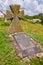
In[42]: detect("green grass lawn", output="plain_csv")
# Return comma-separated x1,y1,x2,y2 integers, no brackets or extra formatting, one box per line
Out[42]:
0,18,43,65
20,20,43,45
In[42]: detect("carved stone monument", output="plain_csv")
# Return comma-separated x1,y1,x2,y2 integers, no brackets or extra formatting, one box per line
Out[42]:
6,4,24,33
6,4,41,58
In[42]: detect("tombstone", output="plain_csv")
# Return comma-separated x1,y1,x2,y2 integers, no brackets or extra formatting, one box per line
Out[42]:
6,4,41,58
13,32,41,58
6,5,24,33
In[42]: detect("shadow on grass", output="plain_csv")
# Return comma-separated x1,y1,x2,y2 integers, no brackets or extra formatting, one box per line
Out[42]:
1,22,10,26
41,21,43,25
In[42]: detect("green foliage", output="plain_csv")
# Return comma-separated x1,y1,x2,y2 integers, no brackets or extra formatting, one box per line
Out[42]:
0,31,21,65
24,15,33,19
2,22,10,26
22,60,30,65
40,16,43,25
24,14,43,20
41,19,43,25
30,58,43,65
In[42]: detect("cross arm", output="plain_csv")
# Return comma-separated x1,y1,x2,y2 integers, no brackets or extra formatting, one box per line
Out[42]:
6,10,14,20
18,10,24,19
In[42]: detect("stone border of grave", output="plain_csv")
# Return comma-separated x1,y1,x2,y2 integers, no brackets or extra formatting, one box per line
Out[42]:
28,35,43,52
8,32,43,60
9,32,23,58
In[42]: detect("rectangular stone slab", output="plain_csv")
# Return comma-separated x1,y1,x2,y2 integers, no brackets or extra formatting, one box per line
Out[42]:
13,33,41,57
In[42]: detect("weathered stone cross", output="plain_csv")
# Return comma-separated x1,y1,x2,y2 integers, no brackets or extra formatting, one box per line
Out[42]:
6,4,41,58
6,4,24,33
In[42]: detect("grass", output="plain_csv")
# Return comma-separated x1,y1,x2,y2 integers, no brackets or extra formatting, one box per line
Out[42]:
30,58,43,65
20,20,43,44
0,18,10,31
0,31,22,65
0,18,43,65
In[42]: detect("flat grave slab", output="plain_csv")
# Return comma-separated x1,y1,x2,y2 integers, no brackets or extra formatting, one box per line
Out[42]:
13,32,41,57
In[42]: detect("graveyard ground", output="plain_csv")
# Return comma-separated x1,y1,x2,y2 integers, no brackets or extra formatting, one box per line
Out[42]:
0,18,43,65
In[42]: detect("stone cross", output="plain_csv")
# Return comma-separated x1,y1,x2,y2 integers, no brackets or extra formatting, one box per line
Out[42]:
6,4,24,33
6,5,41,58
